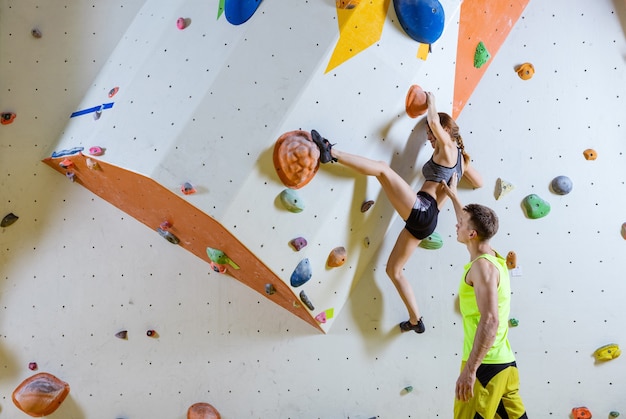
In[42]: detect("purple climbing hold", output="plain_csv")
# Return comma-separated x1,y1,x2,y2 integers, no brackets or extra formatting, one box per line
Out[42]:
289,237,308,251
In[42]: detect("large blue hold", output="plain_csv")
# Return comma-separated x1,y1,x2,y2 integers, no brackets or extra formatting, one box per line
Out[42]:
393,0,445,44
224,0,263,25
290,258,312,288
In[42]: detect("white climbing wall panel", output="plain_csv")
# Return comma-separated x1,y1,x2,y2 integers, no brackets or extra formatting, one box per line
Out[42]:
1,0,625,418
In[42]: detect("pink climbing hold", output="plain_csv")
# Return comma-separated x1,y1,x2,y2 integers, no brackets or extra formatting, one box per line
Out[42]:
621,222,626,240
289,237,308,251
28,362,38,371
59,158,74,169
89,146,104,156
177,17,191,30
187,402,221,419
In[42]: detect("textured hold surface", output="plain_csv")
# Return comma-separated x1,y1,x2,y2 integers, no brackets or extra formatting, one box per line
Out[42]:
290,258,312,287
273,130,320,189
571,406,592,419
622,222,626,240
187,402,221,419
279,189,305,213
289,237,308,251
583,148,597,160
418,232,443,249
474,41,491,68
515,62,534,80
1,212,19,227
299,290,315,311
206,247,240,269
495,178,514,200
12,372,70,417
551,175,573,195
593,343,621,361
522,194,550,219
405,84,428,118
327,246,347,267
506,251,517,269
393,0,445,44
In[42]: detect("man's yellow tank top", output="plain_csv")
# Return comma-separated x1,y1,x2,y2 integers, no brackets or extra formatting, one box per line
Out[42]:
459,252,515,364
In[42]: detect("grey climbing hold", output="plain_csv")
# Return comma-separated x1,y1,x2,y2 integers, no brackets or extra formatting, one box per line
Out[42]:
265,284,276,295
290,258,312,287
550,175,573,195
279,189,304,213
1,212,19,227
157,227,180,244
299,290,314,311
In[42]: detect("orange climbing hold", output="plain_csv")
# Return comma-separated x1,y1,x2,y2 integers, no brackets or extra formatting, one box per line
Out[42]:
515,62,534,80
572,406,592,419
583,149,597,160
12,372,70,417
188,402,221,419
506,251,517,269
405,85,428,118
273,130,320,189
327,246,347,267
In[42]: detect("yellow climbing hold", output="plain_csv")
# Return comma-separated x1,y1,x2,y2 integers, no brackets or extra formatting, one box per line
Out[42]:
593,343,621,362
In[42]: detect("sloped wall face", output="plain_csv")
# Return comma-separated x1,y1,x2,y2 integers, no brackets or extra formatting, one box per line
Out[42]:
47,0,465,332
42,153,322,332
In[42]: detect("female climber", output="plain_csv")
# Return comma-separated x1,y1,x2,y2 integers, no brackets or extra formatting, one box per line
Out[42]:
312,92,483,334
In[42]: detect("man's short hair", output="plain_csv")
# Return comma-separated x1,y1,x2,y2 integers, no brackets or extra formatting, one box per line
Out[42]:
463,204,499,240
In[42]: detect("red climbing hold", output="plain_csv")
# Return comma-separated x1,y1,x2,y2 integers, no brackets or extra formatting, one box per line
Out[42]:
1,112,16,125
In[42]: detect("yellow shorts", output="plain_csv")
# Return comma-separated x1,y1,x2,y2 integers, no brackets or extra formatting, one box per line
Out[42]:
453,361,528,419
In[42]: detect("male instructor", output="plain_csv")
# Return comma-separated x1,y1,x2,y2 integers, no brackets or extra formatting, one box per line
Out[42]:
442,173,528,419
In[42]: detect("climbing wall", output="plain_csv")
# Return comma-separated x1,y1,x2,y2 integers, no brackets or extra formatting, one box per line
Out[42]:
40,0,464,334
1,0,626,418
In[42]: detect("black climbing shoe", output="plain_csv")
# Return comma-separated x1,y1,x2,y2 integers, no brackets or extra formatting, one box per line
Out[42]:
311,129,337,163
399,318,425,334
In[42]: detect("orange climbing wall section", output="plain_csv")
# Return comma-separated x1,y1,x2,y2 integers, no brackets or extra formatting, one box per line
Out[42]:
42,154,323,333
452,0,530,118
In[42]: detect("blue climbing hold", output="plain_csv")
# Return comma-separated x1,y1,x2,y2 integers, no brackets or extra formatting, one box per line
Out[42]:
290,258,312,288
393,0,445,44
224,0,263,25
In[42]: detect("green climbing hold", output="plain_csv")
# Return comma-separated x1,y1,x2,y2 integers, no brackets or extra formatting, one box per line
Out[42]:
418,231,443,250
522,194,550,219
279,189,304,213
206,247,240,269
509,318,519,327
610,411,620,418
474,41,491,68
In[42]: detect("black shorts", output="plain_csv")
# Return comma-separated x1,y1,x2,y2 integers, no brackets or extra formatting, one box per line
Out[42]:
404,191,439,240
